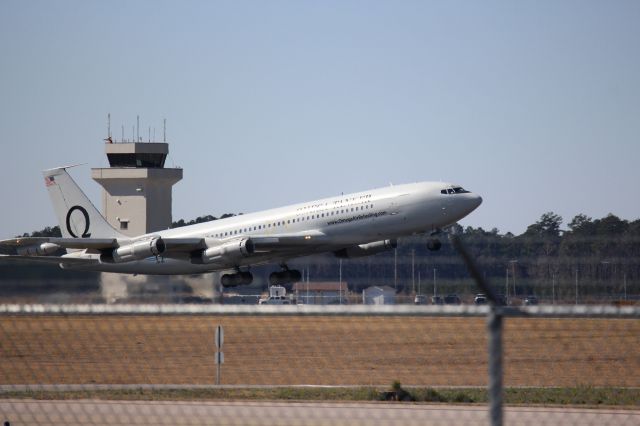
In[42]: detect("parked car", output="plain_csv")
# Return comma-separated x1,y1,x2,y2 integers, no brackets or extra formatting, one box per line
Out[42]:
444,294,461,305
523,295,539,305
414,295,428,305
474,294,487,305
431,296,444,305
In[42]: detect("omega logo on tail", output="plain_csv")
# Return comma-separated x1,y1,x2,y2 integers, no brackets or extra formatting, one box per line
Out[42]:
66,206,91,238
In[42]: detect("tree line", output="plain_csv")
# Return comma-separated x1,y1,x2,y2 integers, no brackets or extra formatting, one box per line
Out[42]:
15,212,639,300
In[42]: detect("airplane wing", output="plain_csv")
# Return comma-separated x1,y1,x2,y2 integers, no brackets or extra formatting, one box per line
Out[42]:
0,254,99,265
156,232,331,260
0,232,332,264
0,237,118,250
250,233,331,252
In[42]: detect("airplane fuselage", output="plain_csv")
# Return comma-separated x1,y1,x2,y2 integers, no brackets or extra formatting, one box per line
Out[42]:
61,181,482,275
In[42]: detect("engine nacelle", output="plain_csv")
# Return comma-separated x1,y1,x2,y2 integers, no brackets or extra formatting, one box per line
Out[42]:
103,238,166,263
192,238,255,265
17,242,61,256
334,239,397,259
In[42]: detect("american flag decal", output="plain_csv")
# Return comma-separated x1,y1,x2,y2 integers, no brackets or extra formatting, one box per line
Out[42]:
45,176,56,187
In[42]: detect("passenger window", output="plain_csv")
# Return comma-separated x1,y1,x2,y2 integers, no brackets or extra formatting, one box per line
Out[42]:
441,189,447,194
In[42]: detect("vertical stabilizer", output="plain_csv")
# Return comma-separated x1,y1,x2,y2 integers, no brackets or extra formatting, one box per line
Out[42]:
42,167,126,239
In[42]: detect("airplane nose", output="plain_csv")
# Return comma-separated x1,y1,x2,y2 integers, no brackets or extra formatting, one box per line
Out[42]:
468,194,482,211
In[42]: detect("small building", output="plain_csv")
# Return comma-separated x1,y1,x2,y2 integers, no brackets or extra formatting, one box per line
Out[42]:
292,282,349,305
362,286,396,305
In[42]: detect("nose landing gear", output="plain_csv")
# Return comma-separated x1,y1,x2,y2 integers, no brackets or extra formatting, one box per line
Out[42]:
427,228,443,251
427,238,442,251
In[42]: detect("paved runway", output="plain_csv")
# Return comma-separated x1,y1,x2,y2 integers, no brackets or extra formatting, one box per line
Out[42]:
1,400,639,426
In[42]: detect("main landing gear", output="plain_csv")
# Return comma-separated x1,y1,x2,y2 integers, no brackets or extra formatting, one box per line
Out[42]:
221,270,253,287
269,264,302,286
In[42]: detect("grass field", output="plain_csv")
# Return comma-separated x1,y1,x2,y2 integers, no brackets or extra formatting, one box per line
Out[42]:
2,387,639,408
0,315,638,388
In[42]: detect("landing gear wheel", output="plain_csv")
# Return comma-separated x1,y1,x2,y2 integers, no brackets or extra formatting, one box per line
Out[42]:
269,268,302,286
221,271,253,287
427,238,442,251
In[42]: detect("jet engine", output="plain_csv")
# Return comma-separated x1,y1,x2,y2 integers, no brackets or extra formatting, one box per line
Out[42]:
191,238,255,265
16,242,61,256
334,239,397,259
102,238,166,263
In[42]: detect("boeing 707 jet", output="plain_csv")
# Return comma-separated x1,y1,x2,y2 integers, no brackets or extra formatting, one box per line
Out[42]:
0,167,482,287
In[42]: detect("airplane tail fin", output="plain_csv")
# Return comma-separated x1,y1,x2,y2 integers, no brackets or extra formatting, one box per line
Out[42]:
42,167,126,239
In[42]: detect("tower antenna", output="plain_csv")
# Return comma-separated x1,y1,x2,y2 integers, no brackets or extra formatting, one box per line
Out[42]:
107,113,111,138
136,115,140,142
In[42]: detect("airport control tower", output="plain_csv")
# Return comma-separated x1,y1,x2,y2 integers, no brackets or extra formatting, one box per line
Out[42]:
91,140,182,237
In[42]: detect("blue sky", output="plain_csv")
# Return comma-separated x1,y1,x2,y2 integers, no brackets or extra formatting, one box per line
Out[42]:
1,0,639,237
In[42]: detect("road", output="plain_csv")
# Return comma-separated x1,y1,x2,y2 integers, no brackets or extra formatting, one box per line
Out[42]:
1,400,638,426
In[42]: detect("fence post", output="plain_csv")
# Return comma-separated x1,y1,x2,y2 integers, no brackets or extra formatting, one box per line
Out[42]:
449,234,505,426
487,308,503,426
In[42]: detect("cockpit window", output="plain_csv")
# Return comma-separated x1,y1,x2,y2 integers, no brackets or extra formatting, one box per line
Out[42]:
441,187,470,194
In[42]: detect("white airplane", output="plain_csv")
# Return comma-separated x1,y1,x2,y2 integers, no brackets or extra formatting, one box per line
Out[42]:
0,166,482,287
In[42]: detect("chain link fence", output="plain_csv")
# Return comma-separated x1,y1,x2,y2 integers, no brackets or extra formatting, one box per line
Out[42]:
0,304,638,426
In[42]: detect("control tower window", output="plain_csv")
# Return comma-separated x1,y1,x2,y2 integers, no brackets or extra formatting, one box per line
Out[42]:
107,153,167,168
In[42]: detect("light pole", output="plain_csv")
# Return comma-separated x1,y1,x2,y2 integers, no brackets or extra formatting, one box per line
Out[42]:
505,268,509,299
394,248,397,292
624,273,627,301
433,267,437,297
552,272,556,305
509,260,518,300
601,261,610,302
575,268,579,305
411,249,415,294
339,259,343,305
